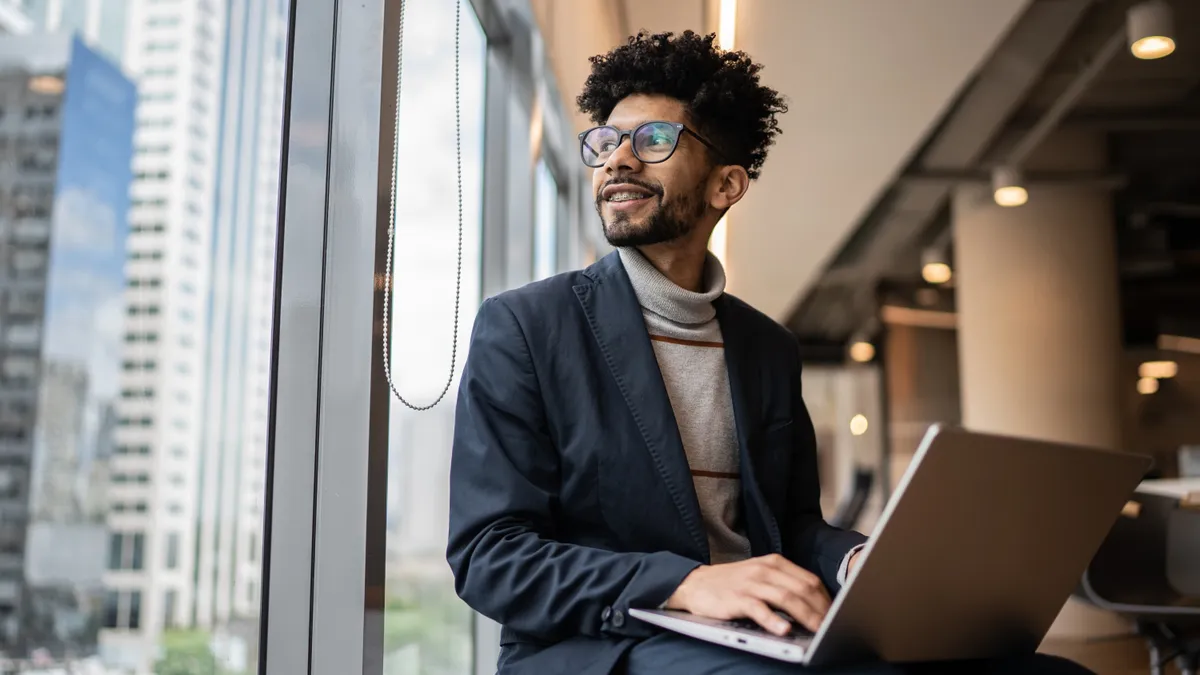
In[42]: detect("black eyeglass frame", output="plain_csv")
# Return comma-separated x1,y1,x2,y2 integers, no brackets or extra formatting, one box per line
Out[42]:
577,121,729,168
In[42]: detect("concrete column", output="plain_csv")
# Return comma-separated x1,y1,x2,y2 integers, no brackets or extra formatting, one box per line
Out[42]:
954,130,1122,450
952,130,1133,660
883,323,961,493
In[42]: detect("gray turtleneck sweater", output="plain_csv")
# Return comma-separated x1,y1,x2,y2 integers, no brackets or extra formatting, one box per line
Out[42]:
618,248,863,581
618,247,752,564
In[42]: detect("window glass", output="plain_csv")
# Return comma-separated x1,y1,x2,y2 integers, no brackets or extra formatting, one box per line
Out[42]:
7,2,289,673
381,0,486,672
533,158,559,280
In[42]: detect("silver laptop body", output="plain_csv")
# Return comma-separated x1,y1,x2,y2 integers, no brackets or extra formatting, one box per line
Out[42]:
630,425,1151,666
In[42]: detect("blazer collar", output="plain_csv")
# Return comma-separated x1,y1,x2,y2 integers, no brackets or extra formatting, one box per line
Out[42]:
574,252,776,558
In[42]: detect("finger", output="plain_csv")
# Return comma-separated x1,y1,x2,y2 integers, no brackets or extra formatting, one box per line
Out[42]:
748,582,825,634
740,598,792,636
762,554,826,590
763,567,831,616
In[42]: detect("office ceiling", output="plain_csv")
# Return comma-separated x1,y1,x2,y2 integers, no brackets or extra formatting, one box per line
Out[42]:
791,0,1200,357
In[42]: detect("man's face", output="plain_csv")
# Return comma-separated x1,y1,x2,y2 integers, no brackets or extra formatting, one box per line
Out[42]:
592,94,714,247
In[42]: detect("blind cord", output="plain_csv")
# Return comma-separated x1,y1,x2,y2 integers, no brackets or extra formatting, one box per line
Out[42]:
382,0,464,411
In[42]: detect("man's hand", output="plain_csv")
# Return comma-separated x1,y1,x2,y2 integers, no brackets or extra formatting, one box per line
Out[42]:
664,554,831,636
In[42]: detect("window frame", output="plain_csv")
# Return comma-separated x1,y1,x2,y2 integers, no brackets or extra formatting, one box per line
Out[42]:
264,0,588,673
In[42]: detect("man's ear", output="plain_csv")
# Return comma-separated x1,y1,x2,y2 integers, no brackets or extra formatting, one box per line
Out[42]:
709,165,750,211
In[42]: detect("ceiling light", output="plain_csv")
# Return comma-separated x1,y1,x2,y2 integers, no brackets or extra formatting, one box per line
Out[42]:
28,75,64,95
992,166,1028,207
1137,376,1159,395
849,414,869,436
1138,360,1178,379
848,339,875,364
921,248,952,285
1128,0,1176,60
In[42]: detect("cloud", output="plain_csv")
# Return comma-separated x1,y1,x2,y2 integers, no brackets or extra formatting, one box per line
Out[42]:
41,284,124,399
52,187,119,255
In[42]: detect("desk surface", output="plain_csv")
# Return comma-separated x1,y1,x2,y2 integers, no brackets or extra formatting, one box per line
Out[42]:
1138,478,1200,500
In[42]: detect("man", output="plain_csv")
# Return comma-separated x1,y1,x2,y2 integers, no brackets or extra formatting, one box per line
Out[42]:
447,31,1092,675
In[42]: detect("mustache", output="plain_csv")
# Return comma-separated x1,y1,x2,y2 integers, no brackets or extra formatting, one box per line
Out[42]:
597,176,663,202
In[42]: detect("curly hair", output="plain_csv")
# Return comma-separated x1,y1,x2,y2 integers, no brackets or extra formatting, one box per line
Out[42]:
576,30,787,180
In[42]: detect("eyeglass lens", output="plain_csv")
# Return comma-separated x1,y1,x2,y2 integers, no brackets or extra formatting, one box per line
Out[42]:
580,122,680,167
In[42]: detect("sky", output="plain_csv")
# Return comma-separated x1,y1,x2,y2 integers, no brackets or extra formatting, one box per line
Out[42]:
42,37,135,404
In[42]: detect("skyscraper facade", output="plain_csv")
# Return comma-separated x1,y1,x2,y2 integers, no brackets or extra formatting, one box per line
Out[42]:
0,30,135,656
99,0,227,668
193,0,287,628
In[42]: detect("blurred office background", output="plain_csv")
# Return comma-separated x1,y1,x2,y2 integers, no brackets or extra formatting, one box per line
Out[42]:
0,0,1194,673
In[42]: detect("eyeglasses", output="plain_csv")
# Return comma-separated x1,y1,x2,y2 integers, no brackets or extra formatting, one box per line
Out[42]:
578,121,727,168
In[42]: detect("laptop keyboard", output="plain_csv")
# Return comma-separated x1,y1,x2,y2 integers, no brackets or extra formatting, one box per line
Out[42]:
721,617,814,637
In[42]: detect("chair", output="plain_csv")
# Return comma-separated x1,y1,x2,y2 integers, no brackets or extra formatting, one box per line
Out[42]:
1074,487,1200,675
829,467,874,531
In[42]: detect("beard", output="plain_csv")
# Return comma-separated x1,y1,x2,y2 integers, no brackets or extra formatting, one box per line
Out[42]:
597,178,708,248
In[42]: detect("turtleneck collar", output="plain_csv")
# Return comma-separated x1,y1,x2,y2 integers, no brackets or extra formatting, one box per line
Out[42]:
617,247,726,325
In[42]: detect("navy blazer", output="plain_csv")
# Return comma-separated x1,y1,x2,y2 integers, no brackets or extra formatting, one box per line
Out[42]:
446,251,866,674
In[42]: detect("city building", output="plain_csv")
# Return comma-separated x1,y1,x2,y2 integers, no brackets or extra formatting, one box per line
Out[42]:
0,31,135,657
98,0,288,670
98,0,227,669
193,0,287,630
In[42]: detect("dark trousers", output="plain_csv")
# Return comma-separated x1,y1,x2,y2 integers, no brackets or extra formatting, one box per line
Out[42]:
621,633,1096,675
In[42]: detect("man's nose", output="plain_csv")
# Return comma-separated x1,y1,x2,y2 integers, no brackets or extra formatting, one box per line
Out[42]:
603,135,642,174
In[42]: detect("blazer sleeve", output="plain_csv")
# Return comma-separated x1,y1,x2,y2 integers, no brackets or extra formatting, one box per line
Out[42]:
782,345,869,593
445,296,701,642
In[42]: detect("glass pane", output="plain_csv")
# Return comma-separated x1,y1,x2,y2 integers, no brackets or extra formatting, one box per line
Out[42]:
533,159,559,280
5,0,290,671
382,0,486,672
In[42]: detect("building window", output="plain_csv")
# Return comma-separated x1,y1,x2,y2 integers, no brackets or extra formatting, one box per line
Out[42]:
108,532,146,571
163,590,178,629
165,532,180,569
103,591,120,628
128,591,142,630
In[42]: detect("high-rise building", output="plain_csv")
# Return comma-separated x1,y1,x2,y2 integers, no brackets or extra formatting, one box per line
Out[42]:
99,0,288,670
193,0,287,628
98,0,226,669
0,30,135,656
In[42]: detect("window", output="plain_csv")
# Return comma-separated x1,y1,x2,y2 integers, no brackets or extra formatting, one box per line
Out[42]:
103,591,119,629
163,590,178,629
108,533,146,571
533,158,560,280
108,534,123,570
380,1,486,672
128,591,142,630
165,532,180,569
23,0,284,668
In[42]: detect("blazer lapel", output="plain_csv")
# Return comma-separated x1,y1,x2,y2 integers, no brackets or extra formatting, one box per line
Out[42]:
574,254,709,559
715,296,782,554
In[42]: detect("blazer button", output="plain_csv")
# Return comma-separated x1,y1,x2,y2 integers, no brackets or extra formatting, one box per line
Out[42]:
601,606,612,622
611,609,625,628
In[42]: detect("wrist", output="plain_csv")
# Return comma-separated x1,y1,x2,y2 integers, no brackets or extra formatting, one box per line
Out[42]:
665,564,708,610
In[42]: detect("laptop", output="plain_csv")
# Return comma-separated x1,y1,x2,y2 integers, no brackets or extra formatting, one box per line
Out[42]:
630,425,1151,666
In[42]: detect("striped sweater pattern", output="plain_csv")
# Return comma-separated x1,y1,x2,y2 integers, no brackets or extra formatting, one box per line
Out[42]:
617,247,752,564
